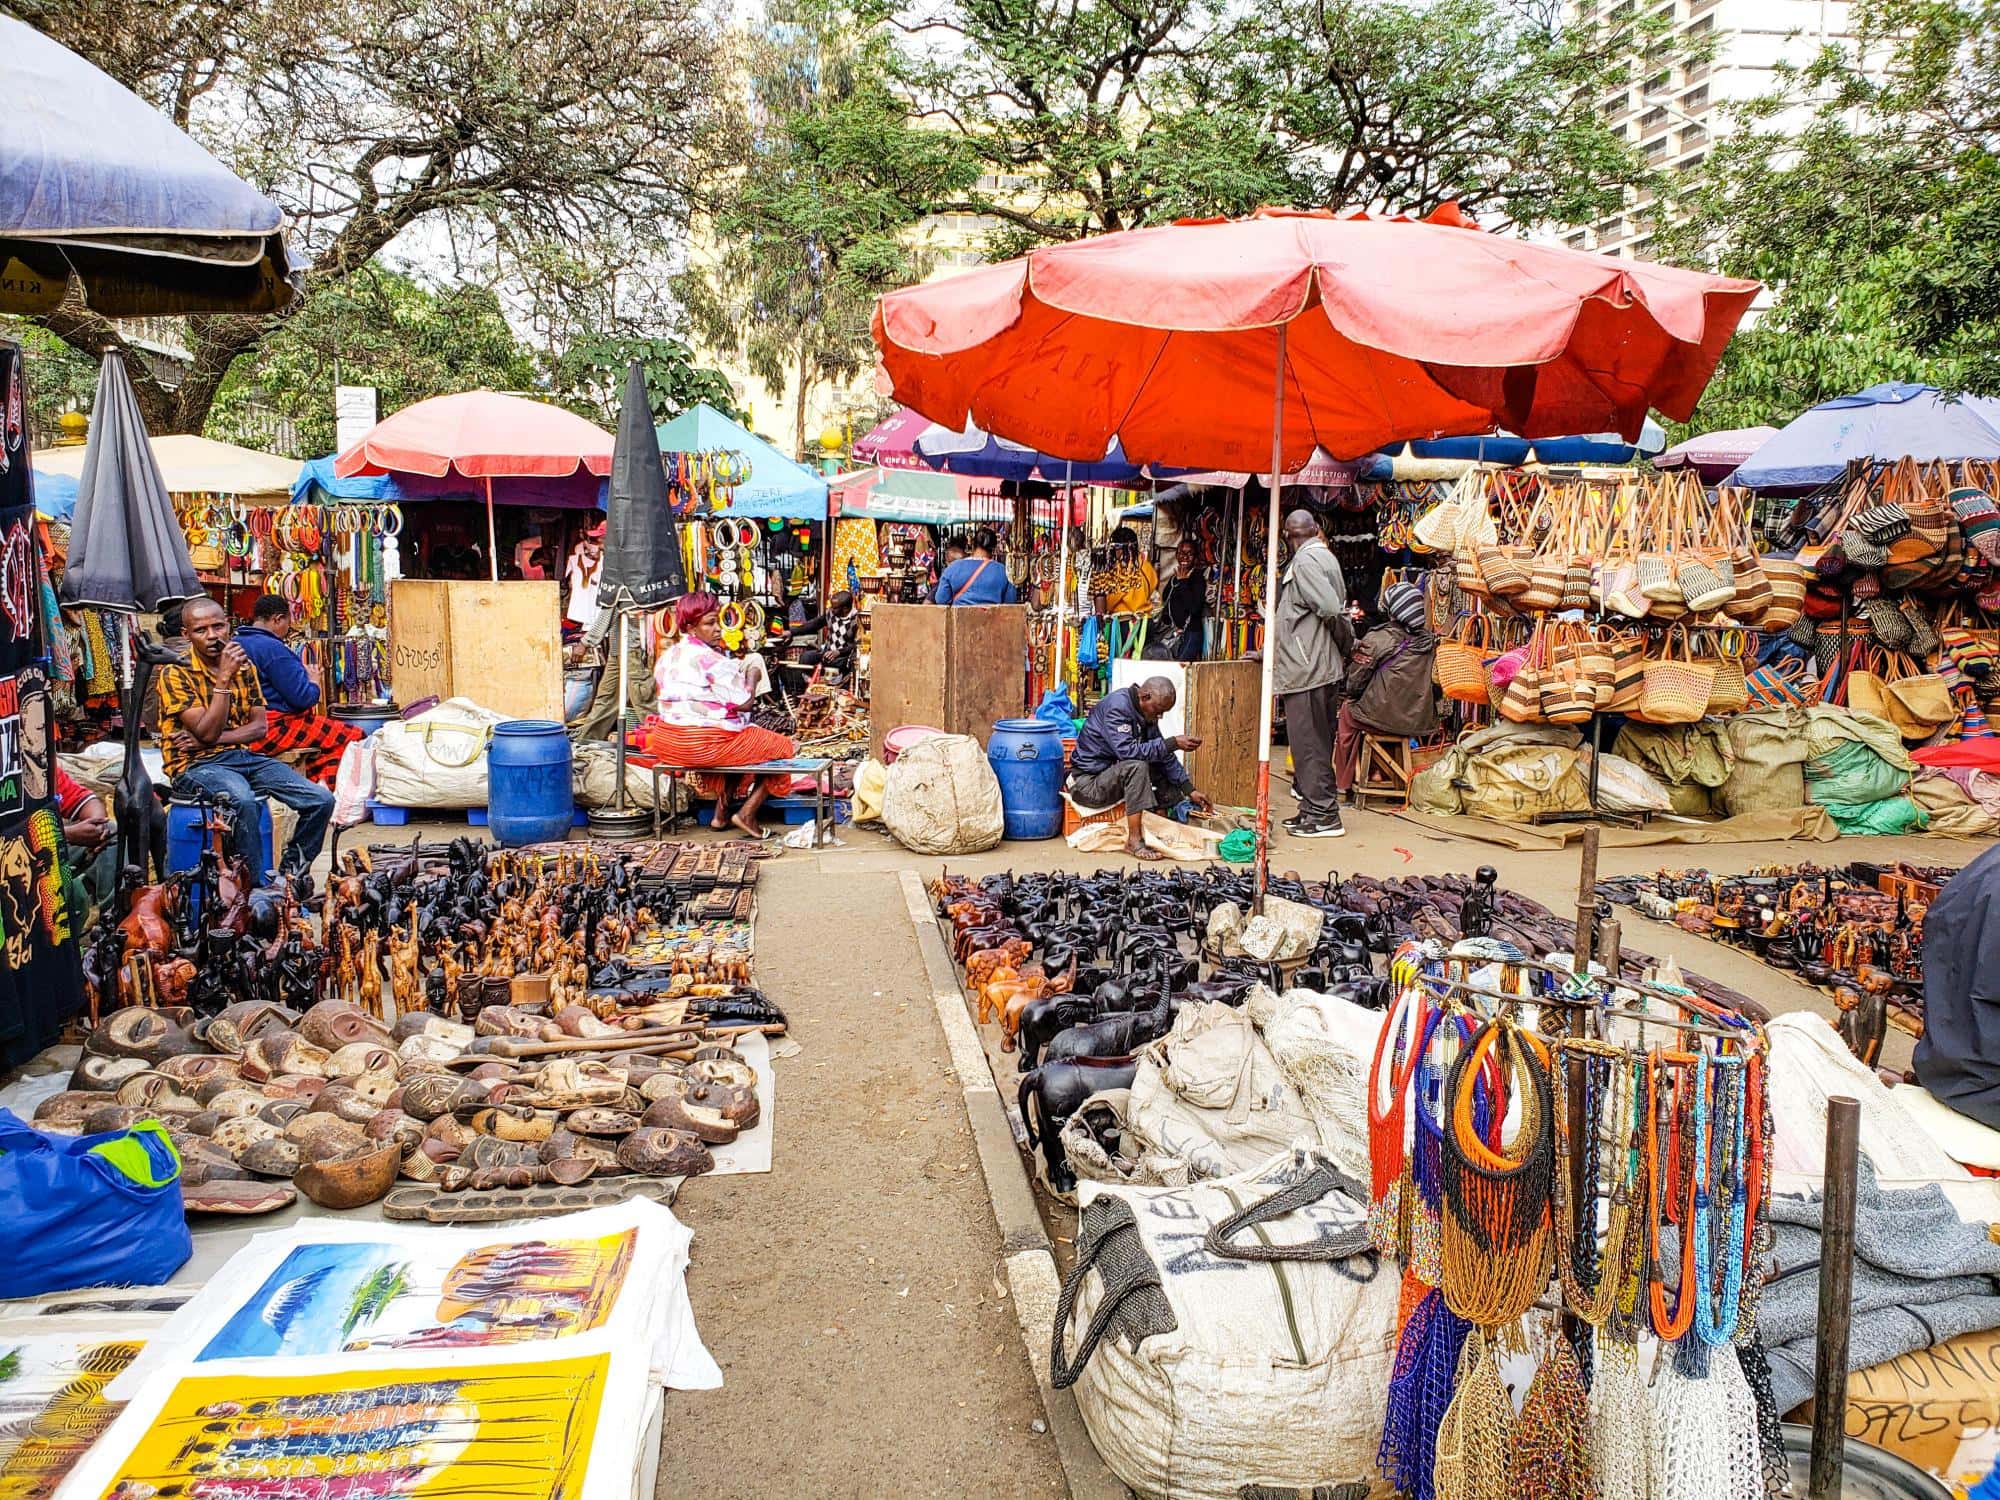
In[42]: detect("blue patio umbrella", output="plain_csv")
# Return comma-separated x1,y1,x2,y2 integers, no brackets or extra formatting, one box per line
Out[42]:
915,420,1162,484
0,17,291,316
1732,383,2000,490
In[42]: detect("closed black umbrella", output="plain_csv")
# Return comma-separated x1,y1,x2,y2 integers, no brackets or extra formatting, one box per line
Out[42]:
59,350,203,887
598,360,686,815
599,359,687,610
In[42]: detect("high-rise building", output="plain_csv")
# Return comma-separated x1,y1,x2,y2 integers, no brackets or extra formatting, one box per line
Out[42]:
1566,0,1863,259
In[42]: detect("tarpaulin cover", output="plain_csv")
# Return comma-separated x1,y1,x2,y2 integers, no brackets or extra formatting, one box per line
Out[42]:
875,205,1759,470
0,16,290,317
335,390,612,482
59,350,202,612
655,403,827,520
600,360,686,609
36,433,296,498
1733,384,2000,491
1913,841,2000,1130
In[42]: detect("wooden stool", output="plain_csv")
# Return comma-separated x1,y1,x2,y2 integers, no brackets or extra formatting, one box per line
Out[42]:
1355,733,1416,808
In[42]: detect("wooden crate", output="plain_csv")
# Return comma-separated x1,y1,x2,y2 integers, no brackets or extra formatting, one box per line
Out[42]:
867,603,1027,758
389,579,563,721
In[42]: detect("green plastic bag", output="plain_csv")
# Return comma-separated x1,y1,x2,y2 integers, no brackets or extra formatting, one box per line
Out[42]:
1806,738,1911,807
1818,797,1931,836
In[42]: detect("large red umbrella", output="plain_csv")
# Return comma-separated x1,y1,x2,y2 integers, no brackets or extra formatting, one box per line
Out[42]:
874,205,1759,897
335,390,614,580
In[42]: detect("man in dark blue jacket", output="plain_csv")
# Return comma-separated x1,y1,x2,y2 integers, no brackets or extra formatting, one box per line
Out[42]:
1068,676,1211,859
238,594,360,787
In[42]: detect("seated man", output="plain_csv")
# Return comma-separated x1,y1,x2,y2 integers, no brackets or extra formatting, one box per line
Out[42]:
239,594,363,787
54,765,115,915
1068,675,1212,860
158,597,334,886
788,590,859,683
1333,580,1440,801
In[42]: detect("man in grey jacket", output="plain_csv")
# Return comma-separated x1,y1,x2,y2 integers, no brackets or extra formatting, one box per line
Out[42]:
1272,509,1353,837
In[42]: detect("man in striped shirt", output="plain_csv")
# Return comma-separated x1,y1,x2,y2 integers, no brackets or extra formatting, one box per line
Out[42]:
156,597,334,884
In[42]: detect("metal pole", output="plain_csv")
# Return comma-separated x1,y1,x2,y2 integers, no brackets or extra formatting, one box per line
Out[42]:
614,604,631,812
1809,1095,1862,1499
1574,823,1601,975
1229,483,1246,658
1056,460,1073,691
1252,325,1288,913
484,476,499,582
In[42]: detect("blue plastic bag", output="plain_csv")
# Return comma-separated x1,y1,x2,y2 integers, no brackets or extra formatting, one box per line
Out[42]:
0,1108,191,1295
1034,686,1076,726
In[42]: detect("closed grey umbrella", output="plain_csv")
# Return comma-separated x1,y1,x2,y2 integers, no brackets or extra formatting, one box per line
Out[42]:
59,349,202,887
60,351,202,612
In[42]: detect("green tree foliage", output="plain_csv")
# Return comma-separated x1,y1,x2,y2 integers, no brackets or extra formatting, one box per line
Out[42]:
548,335,744,428
14,0,724,435
1,318,97,440
679,3,976,457
880,0,1666,248
1665,0,2000,427
205,269,540,457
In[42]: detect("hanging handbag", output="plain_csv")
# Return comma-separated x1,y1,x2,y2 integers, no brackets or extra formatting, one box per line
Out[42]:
1604,628,1646,713
1902,599,1941,658
1759,556,1809,630
1636,477,1683,604
1636,626,1715,725
1702,629,1750,715
1860,595,1915,649
1499,623,1549,723
1435,615,1497,704
1746,654,1813,708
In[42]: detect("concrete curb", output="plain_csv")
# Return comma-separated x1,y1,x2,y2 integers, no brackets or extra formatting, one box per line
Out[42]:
898,870,1129,1500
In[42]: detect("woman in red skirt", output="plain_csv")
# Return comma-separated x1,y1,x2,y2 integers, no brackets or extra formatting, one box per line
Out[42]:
641,591,796,836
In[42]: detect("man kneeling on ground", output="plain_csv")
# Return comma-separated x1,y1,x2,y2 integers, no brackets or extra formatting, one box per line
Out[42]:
1068,675,1212,860
158,597,335,886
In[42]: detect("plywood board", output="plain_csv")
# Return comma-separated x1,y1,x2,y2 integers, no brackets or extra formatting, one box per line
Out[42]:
389,579,563,721
446,580,562,721
388,579,452,709
944,604,1027,746
1183,658,1261,807
867,603,949,758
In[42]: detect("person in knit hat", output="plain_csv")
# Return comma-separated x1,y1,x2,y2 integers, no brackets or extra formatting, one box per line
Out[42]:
1333,581,1440,801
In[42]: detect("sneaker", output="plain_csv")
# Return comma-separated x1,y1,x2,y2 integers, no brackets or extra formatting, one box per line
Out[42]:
1290,814,1347,839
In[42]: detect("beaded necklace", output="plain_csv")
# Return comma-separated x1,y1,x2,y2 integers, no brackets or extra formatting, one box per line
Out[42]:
1693,1049,1750,1346
1645,1047,1701,1341
1441,1019,1556,1327
1411,1008,1478,1288
1368,982,1427,1258
1553,1037,1634,1328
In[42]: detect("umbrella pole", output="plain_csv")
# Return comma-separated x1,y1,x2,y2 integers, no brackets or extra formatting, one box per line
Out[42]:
1229,483,1246,658
615,604,631,812
1055,461,1072,692
484,476,499,583
1253,326,1288,914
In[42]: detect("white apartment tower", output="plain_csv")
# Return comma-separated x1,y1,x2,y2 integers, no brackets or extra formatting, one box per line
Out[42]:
1566,0,1862,258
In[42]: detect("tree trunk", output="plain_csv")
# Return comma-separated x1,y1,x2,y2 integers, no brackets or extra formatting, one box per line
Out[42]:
793,340,812,462
35,303,269,436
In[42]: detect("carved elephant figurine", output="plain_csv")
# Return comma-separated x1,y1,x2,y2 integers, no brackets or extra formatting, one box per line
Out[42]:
1017,1057,1139,1193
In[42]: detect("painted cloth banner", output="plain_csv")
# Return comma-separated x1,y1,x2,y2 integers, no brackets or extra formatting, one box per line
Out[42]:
0,341,84,1069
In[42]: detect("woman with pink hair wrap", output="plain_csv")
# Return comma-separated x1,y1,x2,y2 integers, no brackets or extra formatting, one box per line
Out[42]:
640,591,797,835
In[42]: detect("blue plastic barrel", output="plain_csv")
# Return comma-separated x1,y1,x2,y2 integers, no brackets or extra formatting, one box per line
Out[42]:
987,718,1064,840
166,801,273,922
487,720,575,846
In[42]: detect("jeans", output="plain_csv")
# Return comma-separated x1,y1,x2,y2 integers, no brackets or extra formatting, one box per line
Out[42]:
176,748,335,878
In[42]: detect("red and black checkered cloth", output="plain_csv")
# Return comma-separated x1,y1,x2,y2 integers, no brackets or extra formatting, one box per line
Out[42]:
257,711,363,787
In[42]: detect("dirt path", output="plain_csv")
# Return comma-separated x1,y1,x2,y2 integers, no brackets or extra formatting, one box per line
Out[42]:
660,857,1066,1500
